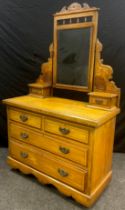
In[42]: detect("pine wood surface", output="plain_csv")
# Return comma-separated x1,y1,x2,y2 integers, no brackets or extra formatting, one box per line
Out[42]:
10,122,88,166
4,95,119,207
4,95,119,127
9,139,87,192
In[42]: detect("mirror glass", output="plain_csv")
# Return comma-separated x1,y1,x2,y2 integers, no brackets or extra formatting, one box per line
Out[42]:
57,27,91,86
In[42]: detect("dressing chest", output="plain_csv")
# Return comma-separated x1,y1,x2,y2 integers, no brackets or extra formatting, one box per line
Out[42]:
4,2,120,207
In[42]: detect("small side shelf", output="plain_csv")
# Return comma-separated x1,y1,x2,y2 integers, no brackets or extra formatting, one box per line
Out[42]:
89,92,118,109
29,83,52,98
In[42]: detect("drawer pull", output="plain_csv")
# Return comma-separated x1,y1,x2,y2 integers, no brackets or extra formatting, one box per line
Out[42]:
20,115,28,122
20,152,28,158
95,99,103,105
59,127,70,135
20,132,29,140
58,168,69,177
59,146,70,154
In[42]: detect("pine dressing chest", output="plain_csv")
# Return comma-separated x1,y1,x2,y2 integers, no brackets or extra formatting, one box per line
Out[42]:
4,2,120,207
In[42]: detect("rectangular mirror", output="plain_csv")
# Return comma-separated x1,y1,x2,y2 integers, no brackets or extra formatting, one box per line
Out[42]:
53,13,98,92
57,27,91,87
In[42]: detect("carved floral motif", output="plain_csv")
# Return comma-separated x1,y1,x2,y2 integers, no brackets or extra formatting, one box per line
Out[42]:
59,2,91,13
94,40,120,105
36,43,53,86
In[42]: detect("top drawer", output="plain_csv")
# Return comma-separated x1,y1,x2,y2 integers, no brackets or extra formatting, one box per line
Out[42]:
44,118,89,144
8,109,42,129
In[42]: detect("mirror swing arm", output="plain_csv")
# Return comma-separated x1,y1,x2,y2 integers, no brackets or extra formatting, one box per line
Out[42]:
29,2,120,109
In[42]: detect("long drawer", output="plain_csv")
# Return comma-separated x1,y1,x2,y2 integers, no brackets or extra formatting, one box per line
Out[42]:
10,123,88,166
8,108,42,129
9,140,87,192
44,118,89,144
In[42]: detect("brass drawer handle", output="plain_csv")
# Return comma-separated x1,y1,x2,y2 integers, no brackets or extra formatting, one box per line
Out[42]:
20,132,29,140
59,146,70,154
20,115,28,122
95,99,103,105
20,152,28,158
59,127,70,135
58,168,69,177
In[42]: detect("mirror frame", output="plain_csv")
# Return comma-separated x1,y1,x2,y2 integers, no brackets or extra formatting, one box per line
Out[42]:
53,7,99,92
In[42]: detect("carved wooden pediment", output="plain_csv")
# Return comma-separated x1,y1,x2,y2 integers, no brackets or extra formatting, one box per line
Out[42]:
58,2,91,13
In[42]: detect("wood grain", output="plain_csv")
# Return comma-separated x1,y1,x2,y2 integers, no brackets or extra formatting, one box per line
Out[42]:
10,122,88,166
9,139,87,192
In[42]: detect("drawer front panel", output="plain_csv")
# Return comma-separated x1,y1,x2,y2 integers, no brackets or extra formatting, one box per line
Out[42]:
90,97,108,106
9,140,87,191
10,123,88,166
44,118,89,144
9,109,42,129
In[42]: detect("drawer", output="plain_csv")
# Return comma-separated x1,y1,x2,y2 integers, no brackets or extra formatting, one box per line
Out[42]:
9,140,87,192
10,123,88,166
44,118,89,144
89,92,118,108
89,97,109,106
8,108,42,129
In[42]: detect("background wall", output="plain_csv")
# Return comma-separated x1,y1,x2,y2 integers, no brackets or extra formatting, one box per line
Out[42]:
0,0,125,152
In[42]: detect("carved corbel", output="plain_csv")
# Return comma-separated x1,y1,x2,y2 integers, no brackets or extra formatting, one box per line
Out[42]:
92,39,120,107
29,44,53,97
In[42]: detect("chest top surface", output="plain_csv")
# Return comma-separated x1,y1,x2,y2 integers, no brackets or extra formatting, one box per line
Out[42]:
4,95,119,127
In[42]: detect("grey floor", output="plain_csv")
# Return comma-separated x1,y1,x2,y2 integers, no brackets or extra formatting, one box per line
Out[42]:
0,149,125,210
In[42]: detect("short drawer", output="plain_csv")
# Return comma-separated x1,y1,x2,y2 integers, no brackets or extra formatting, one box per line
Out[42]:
9,140,87,192
10,123,88,166
89,97,108,106
8,108,42,129
44,118,89,144
89,92,118,108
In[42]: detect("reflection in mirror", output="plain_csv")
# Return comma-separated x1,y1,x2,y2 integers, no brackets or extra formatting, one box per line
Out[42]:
57,27,91,86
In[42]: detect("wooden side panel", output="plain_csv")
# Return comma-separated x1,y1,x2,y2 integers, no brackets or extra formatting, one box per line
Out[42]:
90,117,116,192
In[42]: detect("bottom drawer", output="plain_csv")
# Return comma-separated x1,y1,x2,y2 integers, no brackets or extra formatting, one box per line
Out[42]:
9,140,87,192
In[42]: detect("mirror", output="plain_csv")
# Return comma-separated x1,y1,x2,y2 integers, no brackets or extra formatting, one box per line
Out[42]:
53,9,98,92
57,27,91,87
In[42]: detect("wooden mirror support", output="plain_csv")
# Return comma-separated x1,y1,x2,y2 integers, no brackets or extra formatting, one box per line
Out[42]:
4,2,121,208
89,39,120,109
29,3,120,110
29,43,53,98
